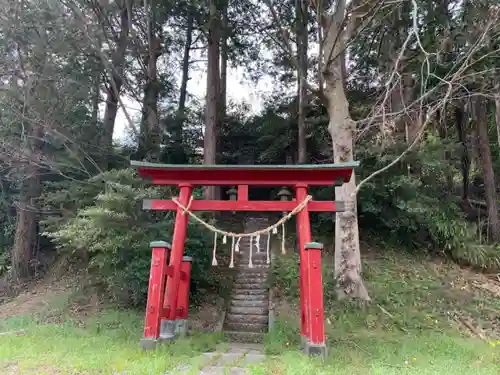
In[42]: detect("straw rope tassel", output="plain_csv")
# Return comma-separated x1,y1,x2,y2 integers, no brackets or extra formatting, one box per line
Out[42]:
229,236,235,268
266,232,271,264
248,235,254,268
235,237,241,253
281,223,286,254
212,232,218,266
255,234,261,252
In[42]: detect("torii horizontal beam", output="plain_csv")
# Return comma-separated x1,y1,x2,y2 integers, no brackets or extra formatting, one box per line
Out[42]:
143,199,346,212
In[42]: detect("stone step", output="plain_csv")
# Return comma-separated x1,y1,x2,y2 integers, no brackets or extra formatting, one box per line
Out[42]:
228,306,268,315
236,269,270,276
235,263,269,269
232,293,267,301
235,273,269,279
238,251,267,258
224,331,265,344
237,264,270,270
234,277,268,285
231,299,268,308
226,313,268,324
236,251,268,258
232,288,267,295
224,321,267,333
237,258,269,265
233,282,267,290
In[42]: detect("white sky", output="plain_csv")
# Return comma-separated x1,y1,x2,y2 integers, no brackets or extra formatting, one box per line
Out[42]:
112,65,273,142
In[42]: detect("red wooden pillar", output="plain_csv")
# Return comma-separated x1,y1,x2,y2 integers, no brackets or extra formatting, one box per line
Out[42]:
294,184,312,347
304,242,327,358
140,241,170,349
237,185,248,201
175,256,193,337
162,184,193,340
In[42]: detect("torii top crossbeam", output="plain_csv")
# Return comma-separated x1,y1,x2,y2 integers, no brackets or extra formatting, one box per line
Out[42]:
131,160,359,213
131,160,359,186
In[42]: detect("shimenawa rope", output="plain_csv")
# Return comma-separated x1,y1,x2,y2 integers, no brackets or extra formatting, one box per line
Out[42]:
171,194,313,267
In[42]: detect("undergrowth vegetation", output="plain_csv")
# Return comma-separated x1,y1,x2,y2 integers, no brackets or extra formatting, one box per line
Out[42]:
270,249,500,351
40,169,215,307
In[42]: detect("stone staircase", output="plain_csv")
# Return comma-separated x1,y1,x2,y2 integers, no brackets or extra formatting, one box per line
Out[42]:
223,217,271,343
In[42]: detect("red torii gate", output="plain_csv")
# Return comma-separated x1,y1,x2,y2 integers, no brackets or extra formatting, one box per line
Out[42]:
133,161,359,357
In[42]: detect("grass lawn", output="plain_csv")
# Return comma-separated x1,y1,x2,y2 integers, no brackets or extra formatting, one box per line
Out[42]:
0,311,498,374
0,250,499,374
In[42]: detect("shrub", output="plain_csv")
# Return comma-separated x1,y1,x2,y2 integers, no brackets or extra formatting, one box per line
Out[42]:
41,168,213,307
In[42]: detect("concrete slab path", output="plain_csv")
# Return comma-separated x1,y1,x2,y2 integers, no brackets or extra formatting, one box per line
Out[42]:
167,343,266,375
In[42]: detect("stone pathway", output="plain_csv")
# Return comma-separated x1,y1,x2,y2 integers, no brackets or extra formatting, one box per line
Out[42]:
168,344,266,375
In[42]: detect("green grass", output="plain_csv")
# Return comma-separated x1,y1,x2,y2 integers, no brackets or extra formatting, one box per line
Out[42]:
262,319,499,374
0,250,499,374
0,311,498,374
0,310,223,374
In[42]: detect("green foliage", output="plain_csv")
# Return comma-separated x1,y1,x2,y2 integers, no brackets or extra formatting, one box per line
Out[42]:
41,168,213,307
355,136,500,269
272,255,336,306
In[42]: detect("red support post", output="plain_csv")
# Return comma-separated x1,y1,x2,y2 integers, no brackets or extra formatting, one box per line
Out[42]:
294,184,312,347
175,256,193,337
237,185,249,201
304,242,327,358
140,241,170,349
161,184,193,340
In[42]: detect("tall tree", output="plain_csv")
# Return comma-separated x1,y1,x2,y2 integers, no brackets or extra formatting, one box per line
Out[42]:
296,0,308,164
473,97,500,241
100,0,131,163
137,0,163,160
316,0,371,299
219,1,228,117
204,0,220,199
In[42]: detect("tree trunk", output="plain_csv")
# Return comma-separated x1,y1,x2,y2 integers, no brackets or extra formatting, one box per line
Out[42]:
102,4,130,162
436,108,453,189
296,0,308,164
495,93,500,148
169,12,194,164
219,4,228,117
91,65,100,129
138,7,162,162
11,123,43,282
138,47,161,161
402,73,420,144
204,0,220,200
454,105,471,202
176,12,194,143
322,11,369,300
473,97,500,241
